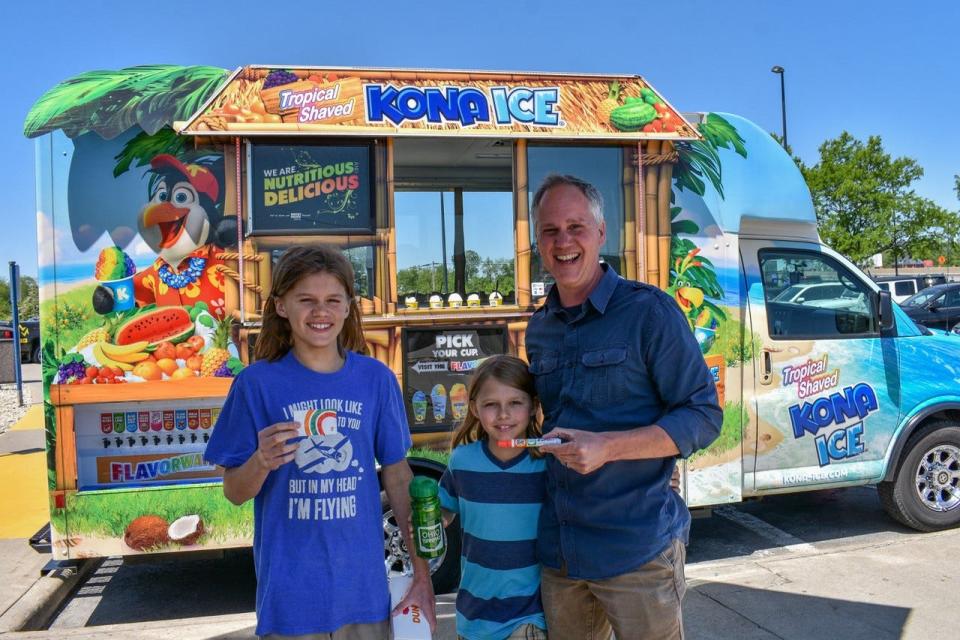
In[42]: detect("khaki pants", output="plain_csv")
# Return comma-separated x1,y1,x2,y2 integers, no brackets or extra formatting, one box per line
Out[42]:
541,538,686,640
262,620,389,640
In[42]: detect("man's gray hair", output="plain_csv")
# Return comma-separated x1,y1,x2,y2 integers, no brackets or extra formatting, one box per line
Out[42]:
531,174,604,232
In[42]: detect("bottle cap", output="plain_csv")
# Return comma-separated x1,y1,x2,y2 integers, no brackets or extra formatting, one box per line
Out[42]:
409,476,439,499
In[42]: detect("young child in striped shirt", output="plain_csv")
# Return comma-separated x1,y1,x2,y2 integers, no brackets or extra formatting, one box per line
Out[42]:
438,355,548,640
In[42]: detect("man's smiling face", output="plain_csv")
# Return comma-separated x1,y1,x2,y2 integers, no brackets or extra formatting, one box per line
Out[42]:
535,184,606,306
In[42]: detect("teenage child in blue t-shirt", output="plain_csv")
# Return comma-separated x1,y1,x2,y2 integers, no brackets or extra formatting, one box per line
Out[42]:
204,245,435,638
438,355,549,640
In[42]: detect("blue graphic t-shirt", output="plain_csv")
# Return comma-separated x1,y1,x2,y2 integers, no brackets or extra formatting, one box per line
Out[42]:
204,350,412,636
439,441,547,640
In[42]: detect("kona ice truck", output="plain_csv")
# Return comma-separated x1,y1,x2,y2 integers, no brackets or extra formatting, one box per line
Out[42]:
24,65,960,589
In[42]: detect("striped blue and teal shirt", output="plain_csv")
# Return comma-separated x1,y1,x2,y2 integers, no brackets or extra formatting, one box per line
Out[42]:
439,440,547,640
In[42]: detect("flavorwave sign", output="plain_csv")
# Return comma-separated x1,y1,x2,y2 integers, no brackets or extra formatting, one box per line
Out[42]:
96,453,220,484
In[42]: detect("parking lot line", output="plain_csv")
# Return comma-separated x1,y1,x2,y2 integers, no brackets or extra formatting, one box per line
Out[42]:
714,506,816,554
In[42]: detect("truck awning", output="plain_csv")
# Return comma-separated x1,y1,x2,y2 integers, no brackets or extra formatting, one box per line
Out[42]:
178,65,701,142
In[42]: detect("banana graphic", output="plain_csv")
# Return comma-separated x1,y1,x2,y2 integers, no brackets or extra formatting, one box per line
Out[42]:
100,341,149,356
104,350,150,364
94,342,134,371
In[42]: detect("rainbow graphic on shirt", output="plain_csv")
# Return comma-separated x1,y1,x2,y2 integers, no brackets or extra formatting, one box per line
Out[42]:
295,409,338,436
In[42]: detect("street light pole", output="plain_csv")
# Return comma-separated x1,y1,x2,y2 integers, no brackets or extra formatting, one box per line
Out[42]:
771,66,787,149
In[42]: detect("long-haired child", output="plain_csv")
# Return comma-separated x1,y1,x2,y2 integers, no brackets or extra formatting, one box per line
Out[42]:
204,245,435,638
438,355,548,640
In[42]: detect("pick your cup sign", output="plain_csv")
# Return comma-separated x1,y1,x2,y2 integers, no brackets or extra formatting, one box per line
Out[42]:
432,333,480,358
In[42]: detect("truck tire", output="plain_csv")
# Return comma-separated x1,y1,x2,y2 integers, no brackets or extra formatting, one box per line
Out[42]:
31,343,41,364
878,421,960,531
382,494,462,594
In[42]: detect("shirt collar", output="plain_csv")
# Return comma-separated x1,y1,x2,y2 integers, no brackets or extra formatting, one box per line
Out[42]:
545,263,620,316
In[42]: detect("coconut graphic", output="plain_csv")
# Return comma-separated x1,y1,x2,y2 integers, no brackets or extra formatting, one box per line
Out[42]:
168,514,205,546
124,515,170,551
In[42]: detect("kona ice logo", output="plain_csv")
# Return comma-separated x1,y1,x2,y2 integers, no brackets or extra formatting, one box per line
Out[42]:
365,84,560,127
788,383,878,467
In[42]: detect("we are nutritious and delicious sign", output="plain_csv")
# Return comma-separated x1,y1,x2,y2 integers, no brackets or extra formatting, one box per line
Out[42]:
184,67,699,140
249,143,373,234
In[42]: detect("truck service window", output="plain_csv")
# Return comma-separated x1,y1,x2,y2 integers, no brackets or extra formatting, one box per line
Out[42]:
393,138,515,308
526,145,625,293
760,251,877,339
263,242,375,299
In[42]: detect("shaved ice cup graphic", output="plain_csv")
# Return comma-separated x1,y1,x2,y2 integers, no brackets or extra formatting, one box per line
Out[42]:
450,383,467,421
99,275,136,312
412,390,428,424
430,385,447,422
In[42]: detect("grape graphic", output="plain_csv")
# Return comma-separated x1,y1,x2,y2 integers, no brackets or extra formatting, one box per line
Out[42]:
263,70,298,89
57,361,87,384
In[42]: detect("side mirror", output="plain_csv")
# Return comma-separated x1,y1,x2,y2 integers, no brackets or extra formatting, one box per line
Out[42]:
927,301,940,311
877,290,895,332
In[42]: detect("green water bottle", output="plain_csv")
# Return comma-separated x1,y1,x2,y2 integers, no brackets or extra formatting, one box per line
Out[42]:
409,476,445,559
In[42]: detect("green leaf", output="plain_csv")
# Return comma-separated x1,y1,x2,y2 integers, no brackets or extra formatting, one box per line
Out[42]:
113,128,189,177
671,220,699,235
24,65,228,140
227,358,244,375
674,113,747,199
199,315,215,328
700,113,747,158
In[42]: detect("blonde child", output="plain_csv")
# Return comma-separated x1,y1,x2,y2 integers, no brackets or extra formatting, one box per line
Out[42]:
439,355,548,640
205,245,434,638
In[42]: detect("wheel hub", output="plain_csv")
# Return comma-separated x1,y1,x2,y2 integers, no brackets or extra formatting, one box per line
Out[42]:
383,508,446,576
915,444,960,513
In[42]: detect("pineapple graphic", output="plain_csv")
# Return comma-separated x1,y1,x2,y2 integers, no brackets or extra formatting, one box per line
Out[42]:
597,81,621,126
76,325,112,349
201,317,233,377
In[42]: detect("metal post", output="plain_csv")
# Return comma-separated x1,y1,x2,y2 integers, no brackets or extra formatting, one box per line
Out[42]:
439,192,449,292
771,66,787,149
9,261,23,406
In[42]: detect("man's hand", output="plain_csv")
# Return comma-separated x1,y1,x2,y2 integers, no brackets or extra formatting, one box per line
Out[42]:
541,425,682,475
391,572,437,633
255,422,301,471
540,428,613,474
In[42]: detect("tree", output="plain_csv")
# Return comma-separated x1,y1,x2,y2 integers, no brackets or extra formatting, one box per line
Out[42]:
0,275,40,321
798,133,960,266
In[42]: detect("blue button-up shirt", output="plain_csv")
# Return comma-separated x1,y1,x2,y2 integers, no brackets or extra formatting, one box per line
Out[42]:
525,264,721,579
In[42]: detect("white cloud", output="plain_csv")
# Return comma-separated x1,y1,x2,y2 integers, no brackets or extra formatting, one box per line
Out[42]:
37,210,155,267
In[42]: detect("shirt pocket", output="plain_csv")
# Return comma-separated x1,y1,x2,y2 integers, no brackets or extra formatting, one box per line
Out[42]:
529,351,561,416
577,345,628,406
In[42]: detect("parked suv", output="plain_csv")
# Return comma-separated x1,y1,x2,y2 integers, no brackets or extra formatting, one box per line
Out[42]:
874,274,947,304
900,283,960,330
0,319,41,363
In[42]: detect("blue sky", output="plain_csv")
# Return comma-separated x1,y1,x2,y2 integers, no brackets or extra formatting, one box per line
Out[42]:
2,0,958,278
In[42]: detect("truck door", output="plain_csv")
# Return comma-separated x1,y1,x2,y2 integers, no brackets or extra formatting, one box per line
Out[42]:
740,241,902,491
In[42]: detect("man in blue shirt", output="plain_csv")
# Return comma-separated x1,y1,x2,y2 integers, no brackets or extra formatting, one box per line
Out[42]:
526,174,722,640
